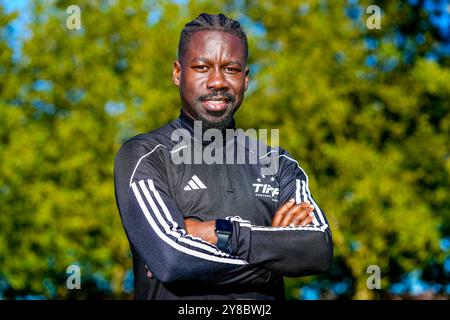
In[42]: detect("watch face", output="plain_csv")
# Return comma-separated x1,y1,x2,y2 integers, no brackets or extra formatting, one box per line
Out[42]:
216,219,233,233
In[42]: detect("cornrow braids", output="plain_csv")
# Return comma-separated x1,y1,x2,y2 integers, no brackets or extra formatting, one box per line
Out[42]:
178,13,248,62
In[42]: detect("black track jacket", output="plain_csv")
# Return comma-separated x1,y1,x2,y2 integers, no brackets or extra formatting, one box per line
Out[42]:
114,110,333,299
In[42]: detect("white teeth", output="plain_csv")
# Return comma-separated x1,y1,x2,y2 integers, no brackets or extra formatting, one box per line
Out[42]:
203,99,228,110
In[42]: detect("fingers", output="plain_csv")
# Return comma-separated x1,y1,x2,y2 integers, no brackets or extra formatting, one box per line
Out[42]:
271,198,296,226
291,211,314,226
279,202,315,227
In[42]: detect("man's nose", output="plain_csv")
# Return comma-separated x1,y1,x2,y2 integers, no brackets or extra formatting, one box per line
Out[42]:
206,68,229,91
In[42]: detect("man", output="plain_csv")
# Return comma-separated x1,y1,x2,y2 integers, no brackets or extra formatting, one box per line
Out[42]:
114,13,332,300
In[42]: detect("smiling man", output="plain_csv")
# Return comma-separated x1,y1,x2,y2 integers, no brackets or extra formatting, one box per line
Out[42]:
174,25,247,131
114,13,333,300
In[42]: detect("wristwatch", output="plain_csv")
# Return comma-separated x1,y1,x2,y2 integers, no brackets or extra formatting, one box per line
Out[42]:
215,219,233,253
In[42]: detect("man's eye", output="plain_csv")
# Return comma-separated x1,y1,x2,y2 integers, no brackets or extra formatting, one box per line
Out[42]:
193,65,208,71
224,67,240,73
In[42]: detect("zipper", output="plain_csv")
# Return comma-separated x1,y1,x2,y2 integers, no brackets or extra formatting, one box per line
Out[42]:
224,165,234,193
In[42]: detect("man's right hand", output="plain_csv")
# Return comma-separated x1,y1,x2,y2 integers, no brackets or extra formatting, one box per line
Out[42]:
271,199,315,227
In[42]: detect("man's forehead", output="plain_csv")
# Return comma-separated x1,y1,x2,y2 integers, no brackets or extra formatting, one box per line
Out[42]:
185,30,246,62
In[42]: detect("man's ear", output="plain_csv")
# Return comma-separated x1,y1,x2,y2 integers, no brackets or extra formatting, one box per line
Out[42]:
172,60,181,86
244,66,250,91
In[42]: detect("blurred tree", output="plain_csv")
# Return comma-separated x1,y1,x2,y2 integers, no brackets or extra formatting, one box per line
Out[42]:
0,0,448,299
238,0,449,299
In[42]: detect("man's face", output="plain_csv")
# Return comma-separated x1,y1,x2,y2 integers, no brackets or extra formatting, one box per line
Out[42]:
173,30,249,130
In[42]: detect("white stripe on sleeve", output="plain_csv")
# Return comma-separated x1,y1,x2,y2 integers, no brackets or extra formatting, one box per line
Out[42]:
131,181,248,265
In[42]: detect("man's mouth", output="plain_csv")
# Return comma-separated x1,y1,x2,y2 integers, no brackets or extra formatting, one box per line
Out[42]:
201,98,230,112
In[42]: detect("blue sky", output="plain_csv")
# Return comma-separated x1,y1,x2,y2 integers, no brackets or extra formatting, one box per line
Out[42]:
1,0,31,60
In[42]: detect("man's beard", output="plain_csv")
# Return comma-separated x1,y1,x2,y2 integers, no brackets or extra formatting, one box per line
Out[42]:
194,90,236,131
196,109,234,131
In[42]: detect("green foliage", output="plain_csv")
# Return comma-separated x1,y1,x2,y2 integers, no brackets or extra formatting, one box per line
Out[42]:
0,0,448,299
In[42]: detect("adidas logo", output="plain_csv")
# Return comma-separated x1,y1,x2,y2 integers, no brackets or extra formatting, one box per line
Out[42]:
183,175,207,191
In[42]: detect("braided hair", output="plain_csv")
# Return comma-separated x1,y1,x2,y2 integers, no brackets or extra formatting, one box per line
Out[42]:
178,13,248,62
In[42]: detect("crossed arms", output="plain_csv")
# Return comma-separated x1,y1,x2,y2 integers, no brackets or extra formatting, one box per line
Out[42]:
114,141,333,286
184,199,317,245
